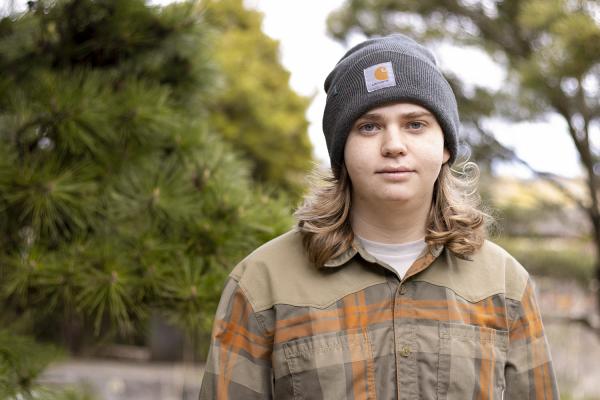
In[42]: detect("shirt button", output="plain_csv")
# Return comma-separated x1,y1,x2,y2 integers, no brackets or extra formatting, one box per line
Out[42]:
399,286,407,295
399,345,411,357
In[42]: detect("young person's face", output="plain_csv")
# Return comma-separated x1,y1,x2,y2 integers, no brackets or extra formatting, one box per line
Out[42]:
343,102,450,205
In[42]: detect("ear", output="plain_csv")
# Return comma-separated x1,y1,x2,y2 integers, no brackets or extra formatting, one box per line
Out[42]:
442,147,450,164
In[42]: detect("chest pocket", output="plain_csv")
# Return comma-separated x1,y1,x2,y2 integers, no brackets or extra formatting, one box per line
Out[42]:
283,327,377,400
436,322,509,399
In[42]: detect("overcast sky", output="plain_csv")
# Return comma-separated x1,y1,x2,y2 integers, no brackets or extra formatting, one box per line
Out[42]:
3,0,588,179
245,0,586,179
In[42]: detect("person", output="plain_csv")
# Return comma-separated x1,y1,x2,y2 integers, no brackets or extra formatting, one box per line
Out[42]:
198,33,559,399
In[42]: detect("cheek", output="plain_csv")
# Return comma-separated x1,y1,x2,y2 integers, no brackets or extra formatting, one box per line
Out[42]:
418,140,446,163
345,158,367,185
344,150,374,191
424,149,446,180
343,136,365,171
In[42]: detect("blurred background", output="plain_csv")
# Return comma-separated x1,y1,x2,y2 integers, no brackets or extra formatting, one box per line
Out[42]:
0,0,598,399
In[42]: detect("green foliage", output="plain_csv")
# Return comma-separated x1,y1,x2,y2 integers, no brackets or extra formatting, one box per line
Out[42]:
0,0,297,369
494,236,595,284
202,0,314,199
0,330,64,398
559,393,600,400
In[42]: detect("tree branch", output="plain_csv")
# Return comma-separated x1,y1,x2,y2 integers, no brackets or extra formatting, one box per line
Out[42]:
439,0,532,58
473,121,589,213
553,105,600,219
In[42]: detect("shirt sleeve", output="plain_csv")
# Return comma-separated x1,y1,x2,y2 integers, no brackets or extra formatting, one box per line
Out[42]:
199,277,274,400
504,277,560,399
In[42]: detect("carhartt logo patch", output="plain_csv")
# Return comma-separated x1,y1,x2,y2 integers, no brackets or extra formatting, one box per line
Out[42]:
364,62,396,92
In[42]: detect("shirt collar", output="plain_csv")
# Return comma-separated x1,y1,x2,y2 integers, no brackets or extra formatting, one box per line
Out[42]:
322,235,444,271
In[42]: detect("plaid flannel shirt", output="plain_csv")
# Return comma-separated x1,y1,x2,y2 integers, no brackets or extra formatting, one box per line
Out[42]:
199,229,559,399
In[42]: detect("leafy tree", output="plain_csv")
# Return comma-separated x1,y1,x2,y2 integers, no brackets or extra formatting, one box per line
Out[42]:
202,0,314,200
0,0,295,362
327,0,600,333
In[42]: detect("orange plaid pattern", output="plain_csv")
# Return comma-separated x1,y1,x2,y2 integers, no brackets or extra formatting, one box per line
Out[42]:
199,233,558,399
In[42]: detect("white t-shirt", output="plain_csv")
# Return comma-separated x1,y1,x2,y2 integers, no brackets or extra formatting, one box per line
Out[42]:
356,234,427,279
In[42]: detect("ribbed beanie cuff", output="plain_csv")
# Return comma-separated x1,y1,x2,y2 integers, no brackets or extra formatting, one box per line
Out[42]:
322,34,460,175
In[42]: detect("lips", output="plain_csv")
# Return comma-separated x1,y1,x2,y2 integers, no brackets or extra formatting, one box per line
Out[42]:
376,166,414,173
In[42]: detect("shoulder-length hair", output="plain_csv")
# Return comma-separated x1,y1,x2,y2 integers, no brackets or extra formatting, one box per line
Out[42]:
294,160,493,267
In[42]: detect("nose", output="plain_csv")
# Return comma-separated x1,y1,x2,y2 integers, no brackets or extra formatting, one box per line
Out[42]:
381,125,407,157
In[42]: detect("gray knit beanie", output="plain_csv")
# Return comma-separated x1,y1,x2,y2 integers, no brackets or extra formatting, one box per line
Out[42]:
323,33,460,175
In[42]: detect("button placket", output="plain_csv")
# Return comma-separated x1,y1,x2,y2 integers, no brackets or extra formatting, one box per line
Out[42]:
394,282,418,399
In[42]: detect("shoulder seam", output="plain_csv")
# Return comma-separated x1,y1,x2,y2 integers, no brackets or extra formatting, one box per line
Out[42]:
507,276,531,330
229,275,269,336
241,277,388,312
412,279,506,304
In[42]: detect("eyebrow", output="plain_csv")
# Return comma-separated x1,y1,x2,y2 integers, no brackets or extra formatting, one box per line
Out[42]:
355,111,435,124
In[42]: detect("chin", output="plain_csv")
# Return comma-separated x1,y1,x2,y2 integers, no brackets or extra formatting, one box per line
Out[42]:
377,192,414,203
356,186,415,203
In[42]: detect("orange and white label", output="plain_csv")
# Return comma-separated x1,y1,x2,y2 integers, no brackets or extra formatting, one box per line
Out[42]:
364,62,396,92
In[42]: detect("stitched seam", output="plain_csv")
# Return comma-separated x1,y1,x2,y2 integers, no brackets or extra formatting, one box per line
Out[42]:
232,276,270,338
250,278,388,312
412,279,505,303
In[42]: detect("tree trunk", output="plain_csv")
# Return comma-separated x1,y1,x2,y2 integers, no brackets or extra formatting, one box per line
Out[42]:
62,314,84,355
591,213,600,317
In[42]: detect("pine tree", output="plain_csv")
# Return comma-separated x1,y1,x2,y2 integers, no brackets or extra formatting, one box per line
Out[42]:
0,330,96,399
0,0,297,365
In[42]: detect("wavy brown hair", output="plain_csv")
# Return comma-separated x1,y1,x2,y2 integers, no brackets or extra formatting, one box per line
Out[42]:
294,160,493,267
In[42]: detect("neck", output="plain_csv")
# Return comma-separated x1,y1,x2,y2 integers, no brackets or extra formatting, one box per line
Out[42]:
350,196,432,244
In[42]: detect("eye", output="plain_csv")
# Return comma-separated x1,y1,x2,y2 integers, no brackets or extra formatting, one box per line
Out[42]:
358,122,380,134
407,121,426,130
